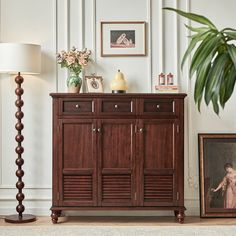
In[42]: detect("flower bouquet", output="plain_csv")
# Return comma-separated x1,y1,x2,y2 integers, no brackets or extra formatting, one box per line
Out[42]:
56,46,91,93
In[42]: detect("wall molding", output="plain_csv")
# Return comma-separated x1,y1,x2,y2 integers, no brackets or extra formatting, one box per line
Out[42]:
66,0,69,51
0,0,58,190
147,0,152,92
185,0,199,190
173,0,178,84
176,0,198,190
92,0,97,64
54,0,59,92
158,0,163,75
0,0,2,187
78,0,84,49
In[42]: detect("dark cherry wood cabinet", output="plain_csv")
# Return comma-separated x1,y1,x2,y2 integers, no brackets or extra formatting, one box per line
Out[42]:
50,93,186,223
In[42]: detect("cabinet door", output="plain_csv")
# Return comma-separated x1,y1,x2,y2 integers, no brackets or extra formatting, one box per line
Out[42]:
58,119,97,206
138,119,179,206
98,119,136,206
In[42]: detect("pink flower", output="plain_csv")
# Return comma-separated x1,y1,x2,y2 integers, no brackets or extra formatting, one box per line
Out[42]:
79,59,87,66
66,56,76,65
56,46,91,70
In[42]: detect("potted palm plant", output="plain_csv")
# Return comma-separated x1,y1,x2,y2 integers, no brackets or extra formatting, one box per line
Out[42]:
163,8,236,114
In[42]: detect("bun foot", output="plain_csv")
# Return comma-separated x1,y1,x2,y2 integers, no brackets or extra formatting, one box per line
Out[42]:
176,210,185,224
51,210,61,224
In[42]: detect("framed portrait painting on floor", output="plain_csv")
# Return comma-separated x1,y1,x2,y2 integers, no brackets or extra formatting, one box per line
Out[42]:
199,133,236,217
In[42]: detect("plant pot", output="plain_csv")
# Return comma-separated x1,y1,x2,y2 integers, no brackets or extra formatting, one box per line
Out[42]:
67,71,82,93
68,84,81,93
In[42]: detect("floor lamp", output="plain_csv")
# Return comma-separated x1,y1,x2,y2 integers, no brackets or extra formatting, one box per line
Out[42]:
0,43,41,223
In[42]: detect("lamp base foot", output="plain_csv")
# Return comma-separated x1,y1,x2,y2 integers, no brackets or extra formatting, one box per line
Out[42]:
112,90,126,93
5,214,36,223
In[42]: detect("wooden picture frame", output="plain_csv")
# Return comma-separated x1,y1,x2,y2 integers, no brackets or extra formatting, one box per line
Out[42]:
199,133,236,217
101,21,146,57
85,75,104,93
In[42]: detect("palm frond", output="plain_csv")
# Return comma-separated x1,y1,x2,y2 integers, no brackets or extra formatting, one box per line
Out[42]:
163,7,236,114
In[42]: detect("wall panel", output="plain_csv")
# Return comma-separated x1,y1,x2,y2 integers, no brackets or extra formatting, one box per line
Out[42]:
95,0,150,93
0,0,57,201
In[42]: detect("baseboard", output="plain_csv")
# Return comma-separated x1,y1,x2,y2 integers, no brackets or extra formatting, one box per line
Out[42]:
0,199,200,216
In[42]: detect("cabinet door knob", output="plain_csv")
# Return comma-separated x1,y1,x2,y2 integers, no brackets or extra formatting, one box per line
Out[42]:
156,104,160,109
97,128,101,133
75,104,80,108
92,128,97,132
139,128,143,133
114,104,118,109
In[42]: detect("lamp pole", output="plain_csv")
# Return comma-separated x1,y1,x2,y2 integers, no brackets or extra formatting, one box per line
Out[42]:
0,43,41,223
5,72,36,223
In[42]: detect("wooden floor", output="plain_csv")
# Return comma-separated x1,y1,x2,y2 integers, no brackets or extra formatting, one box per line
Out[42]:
0,216,236,226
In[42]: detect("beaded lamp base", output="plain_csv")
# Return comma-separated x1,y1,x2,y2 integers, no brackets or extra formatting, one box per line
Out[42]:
5,214,36,223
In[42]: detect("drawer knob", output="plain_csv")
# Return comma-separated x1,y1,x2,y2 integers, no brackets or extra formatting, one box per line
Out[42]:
156,104,160,109
114,104,118,109
75,104,80,108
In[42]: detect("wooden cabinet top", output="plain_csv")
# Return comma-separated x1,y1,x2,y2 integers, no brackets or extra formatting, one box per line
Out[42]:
50,93,187,99
51,93,186,118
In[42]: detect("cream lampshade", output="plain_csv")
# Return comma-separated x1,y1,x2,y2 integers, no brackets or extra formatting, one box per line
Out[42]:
0,43,41,223
0,43,41,74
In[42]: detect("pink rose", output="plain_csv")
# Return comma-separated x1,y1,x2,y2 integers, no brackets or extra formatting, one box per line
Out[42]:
66,56,76,65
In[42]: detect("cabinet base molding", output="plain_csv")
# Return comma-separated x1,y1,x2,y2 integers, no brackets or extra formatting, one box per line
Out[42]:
50,206,186,224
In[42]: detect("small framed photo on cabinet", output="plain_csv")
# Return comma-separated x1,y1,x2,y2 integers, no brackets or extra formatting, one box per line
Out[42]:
199,133,236,217
101,21,146,57
85,74,104,93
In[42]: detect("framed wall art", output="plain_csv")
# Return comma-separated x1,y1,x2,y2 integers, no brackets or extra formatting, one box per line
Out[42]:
85,74,104,93
199,133,236,217
101,21,146,57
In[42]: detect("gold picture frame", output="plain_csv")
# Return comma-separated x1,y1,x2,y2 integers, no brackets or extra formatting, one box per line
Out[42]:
85,74,104,93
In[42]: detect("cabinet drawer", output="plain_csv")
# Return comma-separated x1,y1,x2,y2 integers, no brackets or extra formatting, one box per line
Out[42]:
100,100,134,114
61,99,94,114
141,99,175,115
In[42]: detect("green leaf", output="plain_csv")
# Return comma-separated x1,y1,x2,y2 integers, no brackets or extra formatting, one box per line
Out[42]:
184,24,209,33
212,93,219,115
197,95,203,112
204,53,228,105
181,30,213,70
227,44,236,71
219,61,231,108
220,64,236,106
194,53,212,104
190,34,220,78
163,7,217,29
195,67,205,112
222,28,236,32
224,31,236,40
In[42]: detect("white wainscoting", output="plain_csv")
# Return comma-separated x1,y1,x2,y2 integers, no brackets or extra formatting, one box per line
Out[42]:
1,0,236,216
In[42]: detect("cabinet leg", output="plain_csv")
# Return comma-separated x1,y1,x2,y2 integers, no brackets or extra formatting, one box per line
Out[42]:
176,210,185,224
51,210,61,224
